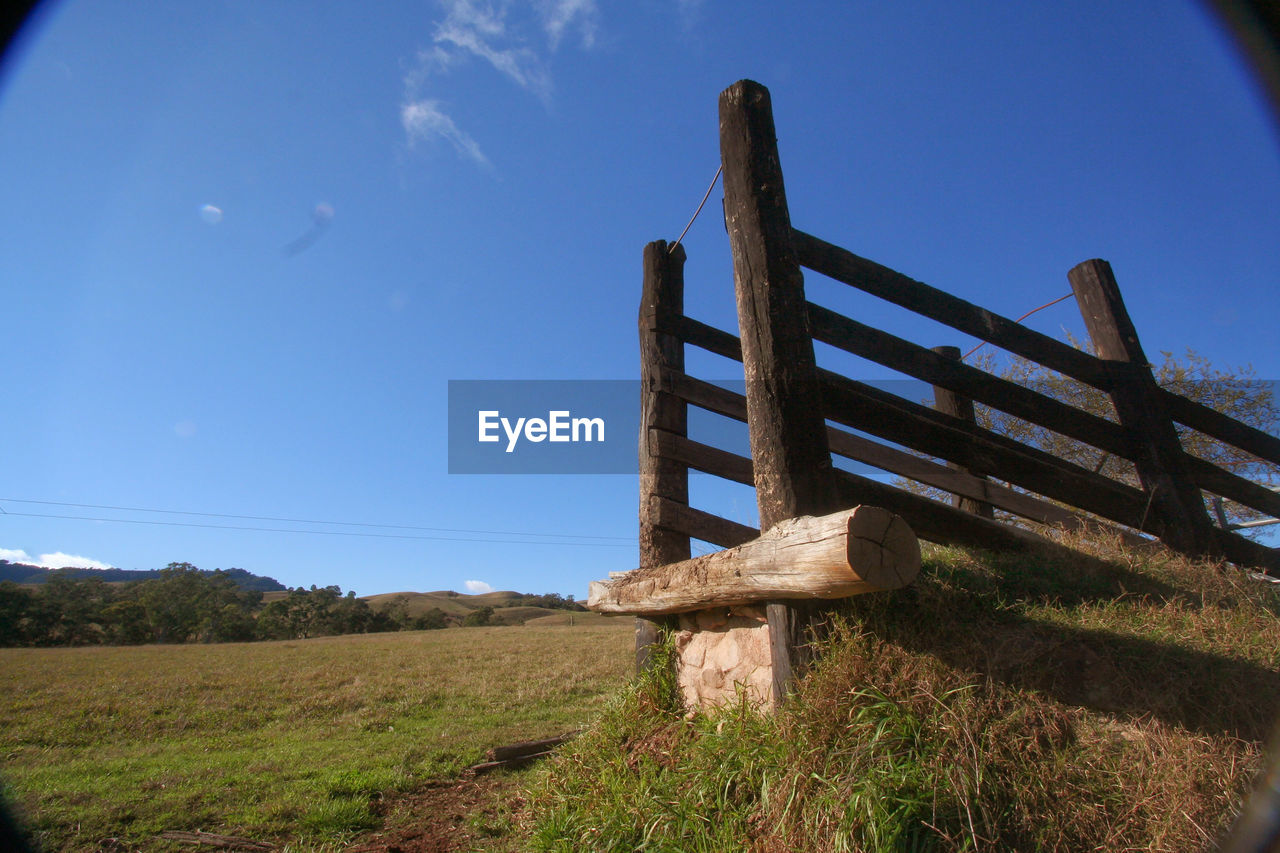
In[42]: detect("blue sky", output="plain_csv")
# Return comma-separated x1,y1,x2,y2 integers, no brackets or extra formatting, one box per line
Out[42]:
1,1,1277,597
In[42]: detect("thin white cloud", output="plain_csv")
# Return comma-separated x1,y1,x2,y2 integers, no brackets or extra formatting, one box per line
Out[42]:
464,579,494,594
539,0,598,51
433,0,552,101
0,548,114,569
404,44,458,93
401,99,491,167
401,0,608,165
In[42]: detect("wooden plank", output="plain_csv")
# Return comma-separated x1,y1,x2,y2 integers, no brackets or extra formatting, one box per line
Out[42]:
636,240,689,672
824,425,1150,546
651,494,758,549
655,313,743,362
807,302,1135,461
662,370,747,420
651,429,754,486
663,337,1134,528
829,468,1083,556
720,79,842,706
1214,526,1280,574
470,750,556,774
1069,259,1218,557
792,228,1111,390
820,370,1156,533
1183,455,1280,519
588,506,920,616
491,732,578,762
931,344,994,518
1162,388,1280,466
662,370,1148,544
720,80,839,526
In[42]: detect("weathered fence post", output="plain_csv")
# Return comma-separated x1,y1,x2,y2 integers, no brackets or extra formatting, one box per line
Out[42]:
931,345,996,519
1067,259,1218,556
637,240,690,671
719,79,842,705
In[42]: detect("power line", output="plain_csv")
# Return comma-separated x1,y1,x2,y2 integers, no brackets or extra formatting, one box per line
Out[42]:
1,510,634,547
0,497,633,542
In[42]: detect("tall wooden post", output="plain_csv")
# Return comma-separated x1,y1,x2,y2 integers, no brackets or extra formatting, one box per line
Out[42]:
637,240,690,671
719,80,841,705
931,346,995,518
1067,259,1218,556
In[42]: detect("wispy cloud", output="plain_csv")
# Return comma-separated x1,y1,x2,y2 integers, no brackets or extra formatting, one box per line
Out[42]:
434,0,552,100
0,548,114,569
400,0,601,168
464,579,494,594
402,99,491,167
538,0,599,51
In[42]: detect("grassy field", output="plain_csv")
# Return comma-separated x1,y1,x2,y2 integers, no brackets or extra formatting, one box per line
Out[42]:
0,619,633,851
6,536,1280,851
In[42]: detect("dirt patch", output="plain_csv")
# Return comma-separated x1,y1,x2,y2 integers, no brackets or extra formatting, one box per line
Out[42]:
347,773,521,853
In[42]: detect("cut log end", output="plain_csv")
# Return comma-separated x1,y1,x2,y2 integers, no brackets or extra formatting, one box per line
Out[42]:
846,506,922,590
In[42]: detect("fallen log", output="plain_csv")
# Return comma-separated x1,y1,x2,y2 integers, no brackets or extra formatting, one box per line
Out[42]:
490,732,579,762
588,505,919,616
468,731,581,774
469,750,558,775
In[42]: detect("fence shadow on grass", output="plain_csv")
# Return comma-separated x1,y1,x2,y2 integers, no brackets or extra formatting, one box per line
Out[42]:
837,546,1280,742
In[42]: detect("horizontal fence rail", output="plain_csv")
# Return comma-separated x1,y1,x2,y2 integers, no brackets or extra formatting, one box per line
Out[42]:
791,228,1114,390
665,369,1149,546
805,302,1137,461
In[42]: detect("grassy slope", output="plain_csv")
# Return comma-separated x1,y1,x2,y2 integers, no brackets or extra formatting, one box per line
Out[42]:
524,537,1280,851
361,590,558,621
0,621,632,851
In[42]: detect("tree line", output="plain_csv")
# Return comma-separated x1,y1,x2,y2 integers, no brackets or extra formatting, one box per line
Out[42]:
0,562,567,647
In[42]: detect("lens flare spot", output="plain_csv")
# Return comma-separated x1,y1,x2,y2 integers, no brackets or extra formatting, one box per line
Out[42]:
199,204,223,225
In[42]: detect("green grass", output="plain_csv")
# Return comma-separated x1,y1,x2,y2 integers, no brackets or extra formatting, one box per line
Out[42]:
0,621,632,851
523,537,1280,851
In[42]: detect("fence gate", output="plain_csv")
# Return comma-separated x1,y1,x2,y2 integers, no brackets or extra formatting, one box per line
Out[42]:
588,80,1280,710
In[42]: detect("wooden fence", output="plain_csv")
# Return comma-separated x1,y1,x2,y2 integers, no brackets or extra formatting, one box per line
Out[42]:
632,80,1280,696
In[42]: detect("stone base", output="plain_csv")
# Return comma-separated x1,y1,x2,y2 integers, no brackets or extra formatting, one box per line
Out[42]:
672,605,773,711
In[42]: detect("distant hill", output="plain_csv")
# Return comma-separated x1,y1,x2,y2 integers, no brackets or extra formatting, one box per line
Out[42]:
362,589,586,626
0,560,286,591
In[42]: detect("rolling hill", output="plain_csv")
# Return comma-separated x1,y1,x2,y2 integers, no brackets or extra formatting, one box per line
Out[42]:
361,589,587,625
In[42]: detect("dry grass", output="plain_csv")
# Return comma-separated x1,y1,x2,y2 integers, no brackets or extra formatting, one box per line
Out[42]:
524,537,1280,851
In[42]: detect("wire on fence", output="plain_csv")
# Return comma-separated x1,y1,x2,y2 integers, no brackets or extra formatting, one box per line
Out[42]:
670,164,723,254
962,292,1075,361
